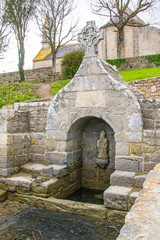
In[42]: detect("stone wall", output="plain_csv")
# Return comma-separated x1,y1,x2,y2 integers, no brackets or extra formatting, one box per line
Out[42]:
117,163,160,240
0,68,63,84
129,77,160,99
118,56,155,71
0,101,50,177
140,99,160,172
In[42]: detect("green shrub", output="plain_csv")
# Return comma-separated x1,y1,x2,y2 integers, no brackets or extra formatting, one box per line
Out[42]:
105,58,126,68
144,54,160,66
61,50,84,79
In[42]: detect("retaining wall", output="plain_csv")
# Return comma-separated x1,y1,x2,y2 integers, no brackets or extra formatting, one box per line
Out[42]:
0,68,63,84
129,77,160,99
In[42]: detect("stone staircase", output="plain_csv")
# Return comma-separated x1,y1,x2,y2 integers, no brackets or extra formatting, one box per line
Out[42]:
103,170,147,211
0,162,69,197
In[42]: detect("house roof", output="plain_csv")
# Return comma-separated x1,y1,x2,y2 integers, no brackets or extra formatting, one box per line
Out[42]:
100,7,146,28
33,43,85,62
34,47,51,61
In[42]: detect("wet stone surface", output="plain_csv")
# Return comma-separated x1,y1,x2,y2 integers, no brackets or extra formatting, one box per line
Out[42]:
0,201,122,240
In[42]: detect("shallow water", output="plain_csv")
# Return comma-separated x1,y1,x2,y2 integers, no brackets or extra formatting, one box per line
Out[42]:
0,201,122,240
66,188,104,205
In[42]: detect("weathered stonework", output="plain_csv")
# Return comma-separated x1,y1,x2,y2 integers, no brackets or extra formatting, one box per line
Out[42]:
0,67,63,84
0,22,160,217
129,77,160,99
117,163,160,240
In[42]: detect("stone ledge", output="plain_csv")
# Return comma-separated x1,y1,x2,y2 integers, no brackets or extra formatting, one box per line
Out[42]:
8,193,126,223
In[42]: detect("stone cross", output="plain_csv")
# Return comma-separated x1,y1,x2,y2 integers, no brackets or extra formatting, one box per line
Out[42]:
78,21,104,56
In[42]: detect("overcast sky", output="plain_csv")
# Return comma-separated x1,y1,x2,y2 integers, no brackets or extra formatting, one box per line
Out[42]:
0,0,159,73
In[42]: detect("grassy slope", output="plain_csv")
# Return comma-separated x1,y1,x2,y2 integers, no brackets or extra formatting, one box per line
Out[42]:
119,67,160,82
0,82,40,108
50,79,70,96
0,67,160,108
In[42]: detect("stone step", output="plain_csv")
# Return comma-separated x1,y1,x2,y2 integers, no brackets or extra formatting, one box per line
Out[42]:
20,162,68,178
104,186,132,211
110,170,136,187
110,170,147,188
0,173,35,189
0,172,60,197
103,185,140,211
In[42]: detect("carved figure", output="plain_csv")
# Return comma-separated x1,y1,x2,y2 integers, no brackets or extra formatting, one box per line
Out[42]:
97,131,108,159
78,21,104,56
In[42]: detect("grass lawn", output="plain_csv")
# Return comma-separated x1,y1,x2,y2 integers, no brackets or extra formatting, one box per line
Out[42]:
50,79,71,96
0,82,40,108
119,67,160,82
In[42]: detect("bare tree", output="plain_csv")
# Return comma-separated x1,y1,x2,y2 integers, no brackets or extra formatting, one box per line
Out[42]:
0,1,9,57
36,0,77,71
91,0,159,58
4,0,38,82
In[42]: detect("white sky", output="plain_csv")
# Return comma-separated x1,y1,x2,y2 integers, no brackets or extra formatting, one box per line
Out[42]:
0,0,159,73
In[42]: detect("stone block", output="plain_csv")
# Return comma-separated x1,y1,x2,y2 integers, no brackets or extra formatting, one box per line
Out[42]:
0,134,7,145
129,191,139,205
144,162,156,172
115,132,142,143
31,145,45,154
53,164,68,178
0,189,7,202
134,174,147,187
0,146,7,156
143,119,155,129
32,154,46,163
103,186,132,210
0,156,7,168
45,140,57,152
130,144,142,156
76,91,106,107
46,152,66,164
116,143,130,156
143,144,156,153
66,150,82,165
31,177,58,194
110,170,135,187
125,113,142,132
115,156,142,172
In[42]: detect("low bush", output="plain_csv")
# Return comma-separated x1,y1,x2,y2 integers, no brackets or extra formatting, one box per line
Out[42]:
61,50,84,79
105,58,126,68
144,54,160,66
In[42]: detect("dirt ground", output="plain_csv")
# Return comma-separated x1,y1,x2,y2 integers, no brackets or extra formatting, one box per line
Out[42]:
0,200,122,240
32,83,53,99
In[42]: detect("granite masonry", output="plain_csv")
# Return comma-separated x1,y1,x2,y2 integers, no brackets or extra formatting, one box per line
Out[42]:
0,21,160,219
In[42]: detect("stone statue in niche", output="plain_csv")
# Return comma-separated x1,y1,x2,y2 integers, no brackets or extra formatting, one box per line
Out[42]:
95,131,109,169
97,131,108,159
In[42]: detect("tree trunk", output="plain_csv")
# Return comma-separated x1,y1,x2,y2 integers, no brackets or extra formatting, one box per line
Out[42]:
117,28,124,58
51,49,56,73
18,42,25,82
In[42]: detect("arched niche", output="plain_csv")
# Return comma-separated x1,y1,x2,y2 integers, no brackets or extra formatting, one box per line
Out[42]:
67,116,115,190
